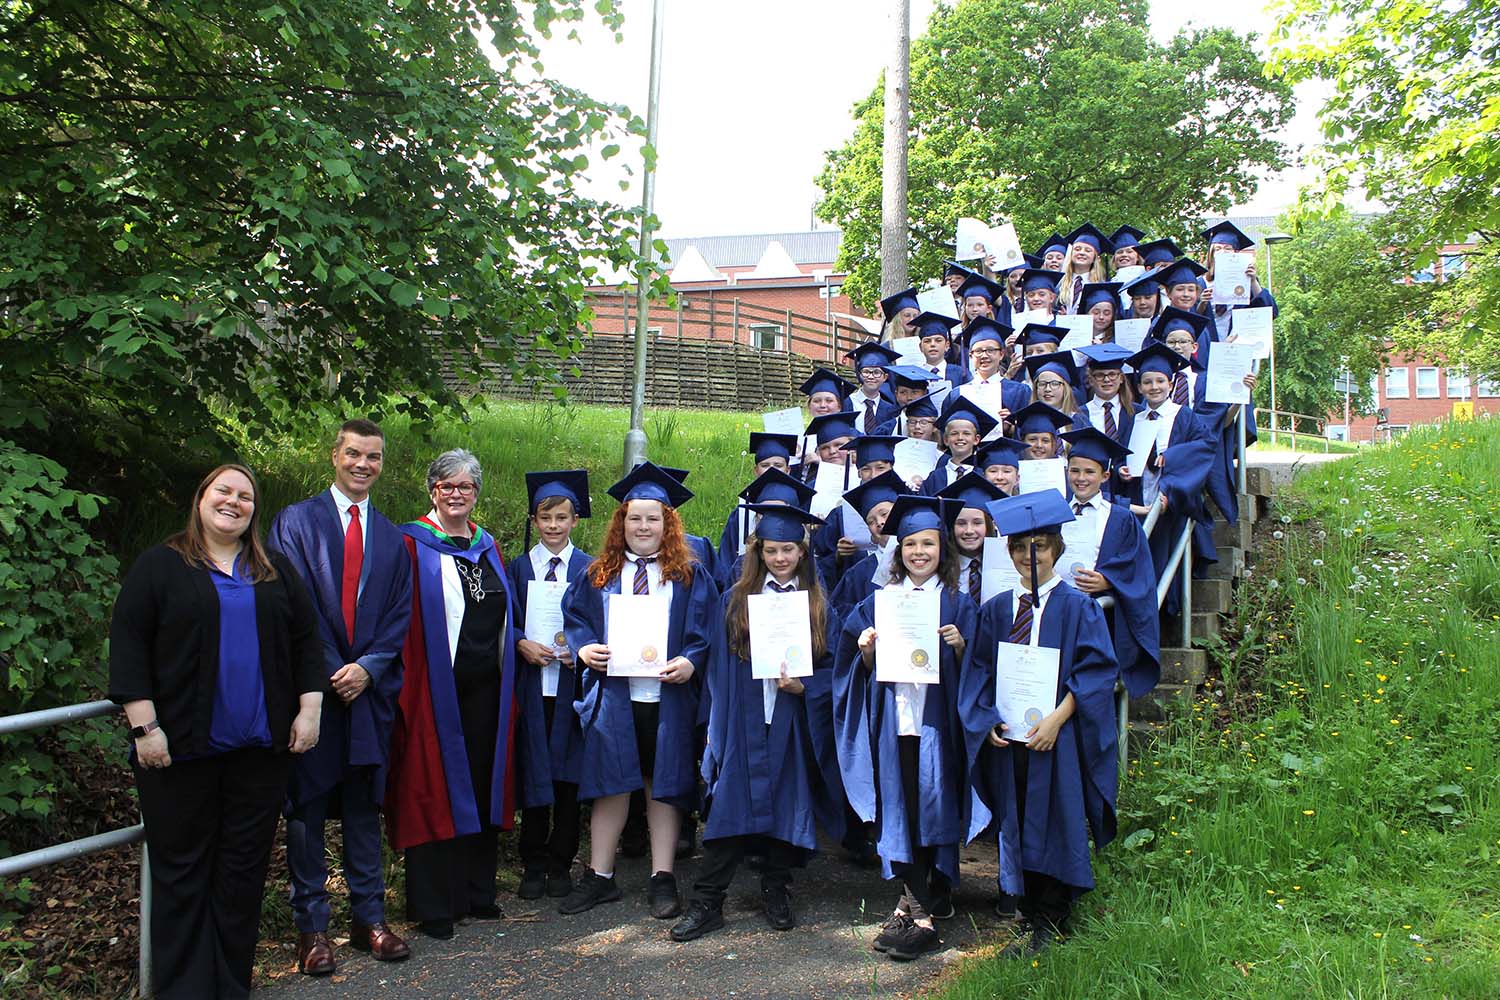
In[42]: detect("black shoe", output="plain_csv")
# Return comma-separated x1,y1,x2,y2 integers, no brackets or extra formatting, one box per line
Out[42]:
669,900,725,941
545,872,574,898
518,868,546,900
648,871,682,919
843,839,877,869
886,920,940,961
418,918,454,940
558,871,623,915
762,884,795,931
928,894,955,921
468,904,502,920
872,910,912,953
993,893,1021,922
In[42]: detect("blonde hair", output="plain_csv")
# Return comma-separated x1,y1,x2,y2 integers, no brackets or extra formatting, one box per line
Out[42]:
1057,256,1109,312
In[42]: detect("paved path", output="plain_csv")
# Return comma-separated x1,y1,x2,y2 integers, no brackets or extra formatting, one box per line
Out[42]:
1246,449,1352,488
255,841,1006,1000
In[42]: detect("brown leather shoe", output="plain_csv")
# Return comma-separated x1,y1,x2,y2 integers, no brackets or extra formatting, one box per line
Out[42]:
296,931,336,975
350,921,410,961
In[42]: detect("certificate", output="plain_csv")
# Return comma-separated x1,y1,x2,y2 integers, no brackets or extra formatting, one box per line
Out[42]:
915,286,959,320
839,499,873,551
1017,458,1067,499
1226,306,1273,359
810,460,849,518
1054,313,1094,352
1057,517,1100,586
980,536,1022,603
993,642,1062,743
525,579,569,697
954,217,990,261
605,592,670,678
762,406,804,436
893,438,940,482
1113,265,1144,296
1125,417,1159,477
890,335,926,366
1205,342,1256,404
983,221,1024,270
869,537,900,587
959,380,1005,420
874,588,941,685
747,590,814,679
1213,251,1255,306
1011,309,1053,333
1113,318,1149,354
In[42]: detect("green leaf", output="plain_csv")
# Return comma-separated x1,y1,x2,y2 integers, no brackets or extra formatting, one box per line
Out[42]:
1122,828,1156,849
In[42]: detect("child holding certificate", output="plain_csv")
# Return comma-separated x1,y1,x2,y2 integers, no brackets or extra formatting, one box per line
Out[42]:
559,463,715,921
835,495,981,962
1010,402,1074,462
961,491,1119,958
511,470,595,901
672,505,844,942
937,472,1007,605
826,471,910,620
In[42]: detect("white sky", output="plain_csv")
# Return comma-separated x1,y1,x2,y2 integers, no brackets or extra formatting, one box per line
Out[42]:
527,0,1329,238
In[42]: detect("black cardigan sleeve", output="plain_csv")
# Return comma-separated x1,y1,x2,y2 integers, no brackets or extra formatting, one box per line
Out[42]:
107,545,173,705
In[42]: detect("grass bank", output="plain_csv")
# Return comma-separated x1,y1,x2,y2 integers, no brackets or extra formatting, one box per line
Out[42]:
934,416,1500,999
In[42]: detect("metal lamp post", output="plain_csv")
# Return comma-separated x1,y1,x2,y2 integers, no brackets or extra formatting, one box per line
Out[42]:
1262,231,1292,444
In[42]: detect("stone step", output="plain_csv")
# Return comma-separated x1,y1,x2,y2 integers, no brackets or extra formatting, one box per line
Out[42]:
1213,517,1253,550
1158,647,1207,686
1205,546,1245,580
1160,611,1222,643
1191,577,1233,614
1245,465,1276,497
1128,682,1194,722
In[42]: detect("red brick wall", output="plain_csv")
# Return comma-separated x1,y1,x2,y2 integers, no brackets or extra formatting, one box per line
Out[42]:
1336,342,1500,442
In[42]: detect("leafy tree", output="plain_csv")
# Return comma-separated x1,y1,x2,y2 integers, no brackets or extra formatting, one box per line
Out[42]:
816,0,1293,310
0,0,648,455
1269,0,1500,380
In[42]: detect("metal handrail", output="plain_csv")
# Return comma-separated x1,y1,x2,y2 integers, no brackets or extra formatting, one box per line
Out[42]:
0,700,151,997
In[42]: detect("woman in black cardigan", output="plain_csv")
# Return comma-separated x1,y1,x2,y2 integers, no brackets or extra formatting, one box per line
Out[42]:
109,463,325,1000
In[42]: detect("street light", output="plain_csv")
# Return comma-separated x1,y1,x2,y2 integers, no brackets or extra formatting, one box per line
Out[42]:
1262,230,1292,444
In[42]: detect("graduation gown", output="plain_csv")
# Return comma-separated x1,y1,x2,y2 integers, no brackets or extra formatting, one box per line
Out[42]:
384,522,519,850
562,563,714,808
1192,365,1258,527
268,493,413,808
919,453,981,496
833,587,982,882
699,591,845,851
845,392,900,432
506,546,593,798
827,550,880,622
1127,405,1216,616
1091,502,1162,697
960,583,1119,896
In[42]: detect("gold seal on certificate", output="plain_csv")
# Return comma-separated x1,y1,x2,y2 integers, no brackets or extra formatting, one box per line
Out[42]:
640,644,659,664
910,648,930,668
553,630,567,647
785,645,804,665
1024,707,1044,727
1233,283,1247,297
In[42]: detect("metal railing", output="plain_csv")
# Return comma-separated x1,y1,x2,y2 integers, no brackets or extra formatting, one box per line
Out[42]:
1256,406,1334,452
0,700,151,998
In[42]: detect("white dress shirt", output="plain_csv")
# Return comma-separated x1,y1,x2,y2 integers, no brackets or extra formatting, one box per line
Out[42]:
1085,396,1122,436
1070,491,1111,554
529,541,576,697
958,555,983,597
1010,574,1064,645
624,552,670,703
759,574,798,725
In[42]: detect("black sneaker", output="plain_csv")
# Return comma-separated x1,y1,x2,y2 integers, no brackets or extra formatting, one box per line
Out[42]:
545,872,574,898
872,910,912,953
928,894,955,921
558,871,623,915
418,918,454,940
993,893,1021,921
886,920,941,961
468,903,502,920
762,884,795,931
648,871,682,919
669,900,725,941
518,868,546,900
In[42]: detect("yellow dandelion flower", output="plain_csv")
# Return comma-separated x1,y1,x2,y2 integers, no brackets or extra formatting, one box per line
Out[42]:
1302,809,1316,816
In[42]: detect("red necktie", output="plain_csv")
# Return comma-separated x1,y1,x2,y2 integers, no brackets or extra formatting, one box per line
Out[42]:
1102,401,1116,438
1173,371,1189,404
1009,592,1034,644
341,505,362,644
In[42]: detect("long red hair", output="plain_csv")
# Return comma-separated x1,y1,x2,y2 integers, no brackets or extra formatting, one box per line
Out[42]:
588,501,696,588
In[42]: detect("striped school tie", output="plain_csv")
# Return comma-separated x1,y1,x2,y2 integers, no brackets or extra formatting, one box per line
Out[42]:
545,556,562,582
768,581,796,593
1074,502,1087,515
632,556,654,595
1102,401,1116,438
1009,592,1034,644
968,558,982,602
1071,275,1083,311
1173,371,1189,404
863,397,877,428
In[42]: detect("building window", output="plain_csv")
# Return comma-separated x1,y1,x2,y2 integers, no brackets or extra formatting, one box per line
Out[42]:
1384,367,1409,399
1415,367,1440,398
1440,254,1466,280
1447,370,1470,399
749,323,785,351
1478,377,1500,399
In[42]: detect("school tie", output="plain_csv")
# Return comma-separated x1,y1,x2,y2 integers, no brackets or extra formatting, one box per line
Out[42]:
863,397,877,428
544,556,561,582
1102,400,1116,438
1074,501,1087,516
1173,371,1189,404
953,463,969,479
341,505,362,644
968,558,982,602
768,581,796,594
1009,592,1034,644
1147,410,1161,420
632,555,654,595
1071,275,1083,310
930,365,942,377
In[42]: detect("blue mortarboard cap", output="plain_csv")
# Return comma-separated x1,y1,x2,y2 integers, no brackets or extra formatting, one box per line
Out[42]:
526,469,591,518
878,288,921,319
1075,342,1133,369
1024,351,1080,386
883,364,943,391
1201,221,1255,252
935,396,1000,439
958,273,1004,303
943,259,972,278
1016,322,1066,349
842,434,905,467
1128,341,1192,378
1065,223,1116,255
1011,401,1074,438
1059,427,1131,469
938,471,1008,511
1123,271,1164,298
886,494,962,541
1078,282,1124,313
900,391,941,420
1035,232,1068,258
844,340,903,370
1156,258,1209,289
1149,306,1211,343
985,490,1077,538
1021,252,1043,270
739,467,817,507
805,411,859,445
964,317,1013,349
1110,225,1146,249
748,432,797,463
842,470,908,519
800,367,857,400
1019,267,1064,294
1137,238,1185,266
974,436,1028,470
743,503,824,543
911,312,961,339
607,460,694,507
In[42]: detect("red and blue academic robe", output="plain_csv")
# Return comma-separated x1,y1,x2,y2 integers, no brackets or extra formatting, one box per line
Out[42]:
833,587,982,883
1090,502,1162,697
506,546,594,802
700,591,845,851
384,522,520,851
1127,406,1216,616
960,583,1119,897
562,564,714,808
268,493,412,808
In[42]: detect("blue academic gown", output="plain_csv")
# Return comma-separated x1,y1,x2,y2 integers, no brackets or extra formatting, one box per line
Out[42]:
827,551,881,622
919,452,982,496
833,587,982,883
1192,361,1258,527
507,546,594,802
845,391,900,431
700,590,846,851
562,564,714,808
1088,502,1162,696
268,493,413,808
1127,405,1216,616
960,583,1119,896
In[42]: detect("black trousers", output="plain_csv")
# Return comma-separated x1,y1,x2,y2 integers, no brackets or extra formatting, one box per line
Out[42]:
1010,746,1071,930
691,835,795,908
134,746,291,1000
518,697,582,876
888,735,950,918
404,829,499,922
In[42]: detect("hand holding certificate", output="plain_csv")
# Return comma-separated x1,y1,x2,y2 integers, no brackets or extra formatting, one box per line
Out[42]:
1205,342,1257,404
873,589,941,685
993,642,1061,745
747,590,814,679
605,592,671,678
1213,251,1255,306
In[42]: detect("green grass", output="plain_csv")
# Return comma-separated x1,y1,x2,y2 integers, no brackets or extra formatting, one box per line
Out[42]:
934,416,1500,999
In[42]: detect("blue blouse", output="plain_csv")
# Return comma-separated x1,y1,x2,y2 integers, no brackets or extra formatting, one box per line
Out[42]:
207,558,272,753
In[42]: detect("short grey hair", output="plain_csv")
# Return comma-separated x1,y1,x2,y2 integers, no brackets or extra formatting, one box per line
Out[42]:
426,448,483,494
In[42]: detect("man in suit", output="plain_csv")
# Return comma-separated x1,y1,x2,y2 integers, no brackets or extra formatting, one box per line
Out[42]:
269,419,414,974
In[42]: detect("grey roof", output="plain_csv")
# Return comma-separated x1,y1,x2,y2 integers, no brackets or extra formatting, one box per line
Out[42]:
660,230,843,270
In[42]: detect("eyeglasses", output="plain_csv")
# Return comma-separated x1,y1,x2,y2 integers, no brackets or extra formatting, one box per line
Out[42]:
1035,379,1066,390
434,482,477,496
1090,370,1122,380
970,347,1001,358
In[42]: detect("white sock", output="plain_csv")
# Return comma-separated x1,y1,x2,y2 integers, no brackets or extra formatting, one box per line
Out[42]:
595,869,614,880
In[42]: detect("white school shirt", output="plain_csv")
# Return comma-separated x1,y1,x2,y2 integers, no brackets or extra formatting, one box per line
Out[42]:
888,575,935,737
1139,401,1181,507
529,541,576,697
958,555,983,597
759,574,799,724
329,485,370,549
854,390,884,433
624,552,669,703
1070,491,1111,554
1084,396,1122,436
1011,574,1064,644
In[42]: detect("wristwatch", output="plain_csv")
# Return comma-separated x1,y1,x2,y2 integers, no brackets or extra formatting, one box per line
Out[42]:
128,719,160,740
